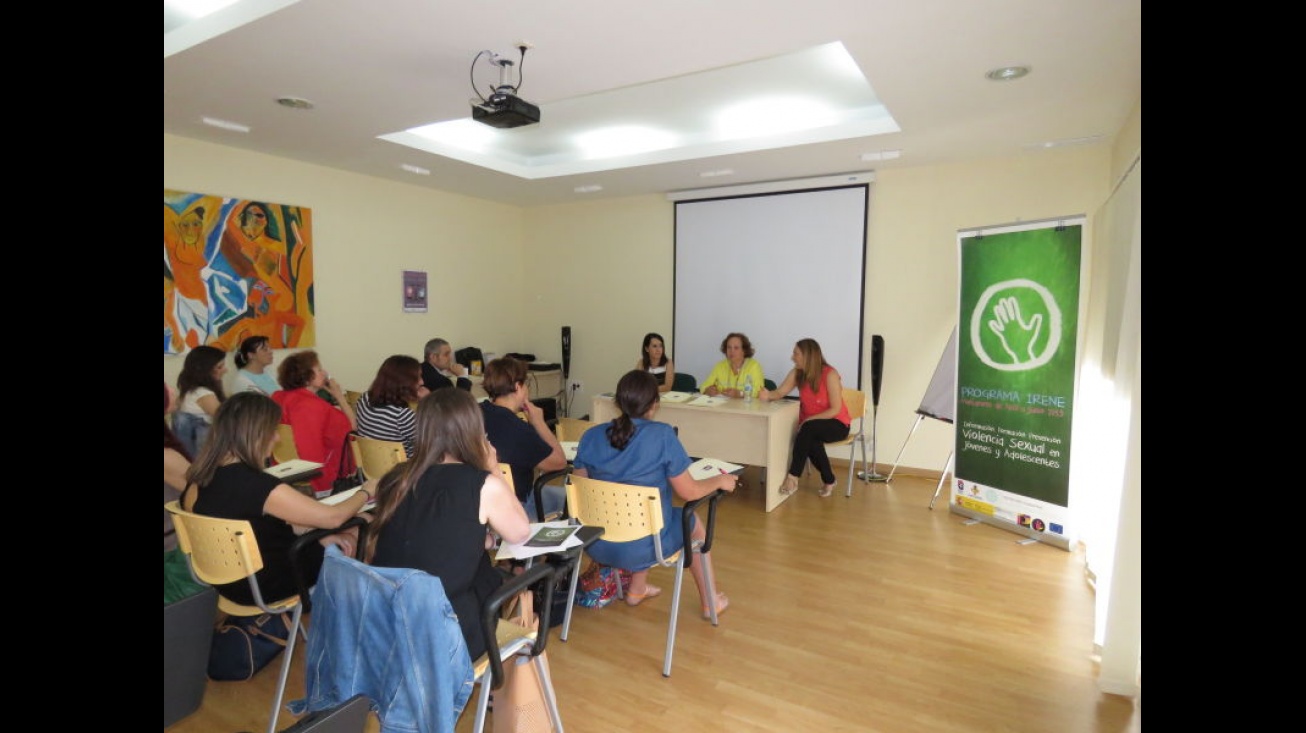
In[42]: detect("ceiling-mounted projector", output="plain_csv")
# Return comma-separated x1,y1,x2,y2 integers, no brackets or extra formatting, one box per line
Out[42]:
472,93,540,128
470,46,541,129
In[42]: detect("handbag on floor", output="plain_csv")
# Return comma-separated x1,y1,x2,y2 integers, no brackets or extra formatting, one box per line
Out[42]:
208,612,293,681
573,560,632,609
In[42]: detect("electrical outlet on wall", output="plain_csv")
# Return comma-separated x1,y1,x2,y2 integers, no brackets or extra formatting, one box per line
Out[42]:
568,379,582,393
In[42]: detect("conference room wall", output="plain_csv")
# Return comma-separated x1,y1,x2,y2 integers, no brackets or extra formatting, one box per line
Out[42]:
520,145,1110,474
163,133,529,394
517,195,674,415
165,134,1117,475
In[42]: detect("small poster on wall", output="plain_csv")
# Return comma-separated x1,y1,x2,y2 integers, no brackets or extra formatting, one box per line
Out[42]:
403,270,428,313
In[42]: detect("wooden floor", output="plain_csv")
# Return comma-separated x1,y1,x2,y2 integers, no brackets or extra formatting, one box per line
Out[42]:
168,467,1141,733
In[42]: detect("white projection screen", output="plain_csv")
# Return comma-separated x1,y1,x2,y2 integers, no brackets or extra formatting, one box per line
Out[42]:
673,184,867,392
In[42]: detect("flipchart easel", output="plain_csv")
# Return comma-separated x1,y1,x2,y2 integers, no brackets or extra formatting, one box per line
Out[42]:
886,328,956,509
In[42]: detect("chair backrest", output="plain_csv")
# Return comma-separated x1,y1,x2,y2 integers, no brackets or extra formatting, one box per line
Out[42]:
498,463,515,495
273,423,300,463
764,378,777,391
566,475,665,543
671,372,697,393
344,390,364,412
353,435,407,480
555,417,597,443
842,388,867,433
165,500,265,586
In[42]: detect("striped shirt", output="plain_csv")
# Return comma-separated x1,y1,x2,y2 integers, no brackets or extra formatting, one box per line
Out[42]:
354,392,416,459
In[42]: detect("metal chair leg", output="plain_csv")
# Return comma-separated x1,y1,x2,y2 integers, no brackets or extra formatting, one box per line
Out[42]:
663,561,686,677
560,549,582,642
266,604,303,733
534,654,565,732
471,668,493,733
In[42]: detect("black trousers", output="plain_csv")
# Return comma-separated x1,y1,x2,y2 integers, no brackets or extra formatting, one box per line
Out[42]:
788,418,850,485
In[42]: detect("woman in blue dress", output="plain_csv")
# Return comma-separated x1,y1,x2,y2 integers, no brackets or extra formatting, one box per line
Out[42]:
573,370,737,616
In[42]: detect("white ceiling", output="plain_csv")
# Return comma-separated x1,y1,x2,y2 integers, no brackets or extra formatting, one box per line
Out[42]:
163,0,1142,208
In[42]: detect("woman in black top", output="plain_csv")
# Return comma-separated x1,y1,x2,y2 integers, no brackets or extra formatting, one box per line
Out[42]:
183,392,373,606
366,388,530,659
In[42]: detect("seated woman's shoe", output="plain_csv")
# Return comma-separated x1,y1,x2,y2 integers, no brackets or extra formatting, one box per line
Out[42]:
701,592,730,619
625,585,662,606
778,476,799,496
818,483,834,498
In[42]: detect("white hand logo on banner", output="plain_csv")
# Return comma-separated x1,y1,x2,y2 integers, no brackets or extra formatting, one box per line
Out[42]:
987,296,1043,363
969,279,1061,371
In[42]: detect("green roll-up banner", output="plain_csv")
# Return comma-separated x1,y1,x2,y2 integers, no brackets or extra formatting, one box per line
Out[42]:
953,217,1084,550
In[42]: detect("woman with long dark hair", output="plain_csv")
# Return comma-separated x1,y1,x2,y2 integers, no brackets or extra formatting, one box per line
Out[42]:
636,332,676,393
366,388,530,659
173,345,228,457
572,370,737,615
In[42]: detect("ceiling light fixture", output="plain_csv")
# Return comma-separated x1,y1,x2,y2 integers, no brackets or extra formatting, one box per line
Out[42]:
860,150,901,162
277,96,315,110
166,0,239,23
201,116,251,133
573,185,603,193
985,65,1031,82
700,169,735,178
1024,135,1105,150
400,164,431,175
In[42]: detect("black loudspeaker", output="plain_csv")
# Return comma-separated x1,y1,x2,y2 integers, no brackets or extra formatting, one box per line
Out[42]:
561,326,571,379
870,334,885,408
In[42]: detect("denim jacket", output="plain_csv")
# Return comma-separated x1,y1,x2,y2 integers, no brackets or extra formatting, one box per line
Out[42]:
288,545,475,733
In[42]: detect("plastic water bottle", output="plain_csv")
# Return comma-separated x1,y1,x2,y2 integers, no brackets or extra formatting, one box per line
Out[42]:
743,375,754,402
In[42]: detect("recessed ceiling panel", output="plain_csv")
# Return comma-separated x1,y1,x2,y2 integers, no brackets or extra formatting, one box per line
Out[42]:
379,42,899,180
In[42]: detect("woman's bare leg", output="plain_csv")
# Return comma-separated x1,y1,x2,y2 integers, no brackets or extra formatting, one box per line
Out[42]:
685,515,728,614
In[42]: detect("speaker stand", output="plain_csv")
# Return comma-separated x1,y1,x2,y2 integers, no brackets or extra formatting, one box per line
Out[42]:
857,402,889,482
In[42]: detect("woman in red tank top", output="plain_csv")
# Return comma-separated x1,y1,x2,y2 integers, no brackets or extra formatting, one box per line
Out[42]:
758,339,850,497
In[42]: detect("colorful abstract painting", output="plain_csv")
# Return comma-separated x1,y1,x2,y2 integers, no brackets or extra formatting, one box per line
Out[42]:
164,189,315,354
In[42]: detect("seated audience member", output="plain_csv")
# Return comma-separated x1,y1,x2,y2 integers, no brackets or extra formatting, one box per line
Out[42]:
174,345,228,457
164,382,191,553
700,332,766,398
637,332,676,393
480,357,569,519
231,335,281,395
421,338,473,392
355,355,428,459
273,351,357,498
759,338,850,498
182,392,372,607
573,370,736,614
366,388,530,660
165,381,208,604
